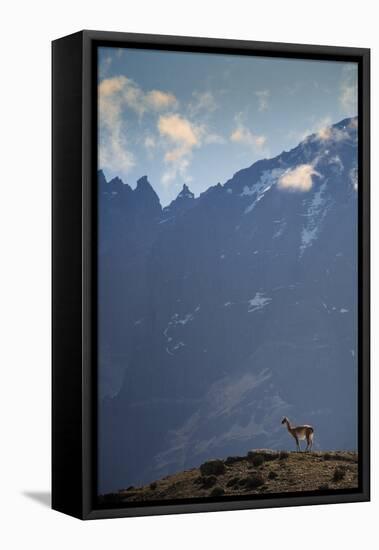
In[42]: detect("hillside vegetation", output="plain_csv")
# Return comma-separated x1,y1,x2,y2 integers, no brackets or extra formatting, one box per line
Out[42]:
99,450,358,504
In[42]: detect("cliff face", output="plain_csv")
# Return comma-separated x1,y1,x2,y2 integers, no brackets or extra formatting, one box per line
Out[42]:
99,450,358,504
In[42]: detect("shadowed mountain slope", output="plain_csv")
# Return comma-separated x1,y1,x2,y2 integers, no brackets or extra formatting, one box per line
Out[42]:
98,117,358,494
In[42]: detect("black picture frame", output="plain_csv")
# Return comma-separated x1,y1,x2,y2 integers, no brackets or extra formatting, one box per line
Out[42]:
52,30,370,520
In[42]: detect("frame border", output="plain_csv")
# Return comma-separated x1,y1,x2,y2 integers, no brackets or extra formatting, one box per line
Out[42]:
53,30,370,520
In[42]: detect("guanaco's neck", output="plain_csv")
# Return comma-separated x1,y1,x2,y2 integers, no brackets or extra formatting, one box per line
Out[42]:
285,419,292,432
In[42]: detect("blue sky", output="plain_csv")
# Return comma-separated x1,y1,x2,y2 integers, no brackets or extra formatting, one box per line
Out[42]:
98,47,357,206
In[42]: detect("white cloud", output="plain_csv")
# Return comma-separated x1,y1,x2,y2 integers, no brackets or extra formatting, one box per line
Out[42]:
288,115,351,146
161,158,191,187
99,76,141,119
144,135,156,149
188,91,218,115
316,119,350,143
230,124,266,150
99,131,135,175
255,90,270,112
349,118,358,129
158,114,204,187
285,82,302,96
291,116,332,143
157,112,226,186
99,75,177,119
99,55,113,78
340,84,356,113
146,90,177,110
317,126,350,142
143,135,157,160
98,77,136,175
99,76,125,97
315,116,333,140
230,112,266,150
98,76,177,176
158,114,200,147
278,164,320,192
204,133,226,145
317,127,332,140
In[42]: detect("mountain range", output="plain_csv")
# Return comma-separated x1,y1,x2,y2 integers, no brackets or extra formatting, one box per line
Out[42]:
98,117,358,494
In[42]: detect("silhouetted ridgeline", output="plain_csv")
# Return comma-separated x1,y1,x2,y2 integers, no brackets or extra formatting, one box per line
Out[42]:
99,450,358,503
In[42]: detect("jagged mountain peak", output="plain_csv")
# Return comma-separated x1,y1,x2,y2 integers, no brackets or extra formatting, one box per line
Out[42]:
109,176,133,194
333,116,357,130
98,171,162,228
162,183,195,218
304,116,357,147
98,171,133,202
109,176,124,186
98,169,107,186
136,175,153,190
223,117,357,198
133,175,162,214
177,184,195,200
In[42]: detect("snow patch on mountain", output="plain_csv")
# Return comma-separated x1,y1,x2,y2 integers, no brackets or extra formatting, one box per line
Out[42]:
242,169,284,214
163,307,201,354
328,155,344,173
248,292,272,312
273,219,287,239
300,179,331,256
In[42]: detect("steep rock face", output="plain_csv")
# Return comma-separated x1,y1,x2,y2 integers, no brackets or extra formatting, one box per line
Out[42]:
162,184,195,219
98,173,162,400
98,118,358,494
134,175,162,217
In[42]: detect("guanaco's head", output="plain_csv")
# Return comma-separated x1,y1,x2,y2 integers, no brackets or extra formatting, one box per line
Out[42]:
281,417,288,425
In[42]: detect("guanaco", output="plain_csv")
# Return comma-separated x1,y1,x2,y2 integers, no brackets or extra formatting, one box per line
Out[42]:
281,417,314,452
